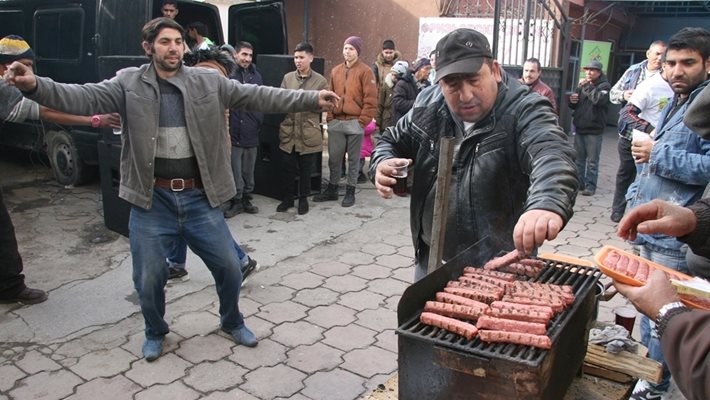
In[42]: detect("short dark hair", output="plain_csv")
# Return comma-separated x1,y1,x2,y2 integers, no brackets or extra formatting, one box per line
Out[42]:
667,27,710,62
161,0,178,8
186,21,208,37
236,41,253,52
142,17,184,45
183,47,236,76
294,42,314,54
649,40,666,49
524,57,541,71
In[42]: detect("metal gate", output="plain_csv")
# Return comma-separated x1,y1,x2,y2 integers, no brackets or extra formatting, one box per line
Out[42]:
438,0,572,126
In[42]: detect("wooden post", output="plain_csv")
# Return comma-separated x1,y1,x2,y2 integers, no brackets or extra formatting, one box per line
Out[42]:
427,137,456,274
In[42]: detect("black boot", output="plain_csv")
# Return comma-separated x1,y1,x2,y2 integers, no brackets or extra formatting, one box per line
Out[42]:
341,185,355,207
242,196,259,214
277,196,294,212
298,198,309,215
223,197,243,218
313,183,339,202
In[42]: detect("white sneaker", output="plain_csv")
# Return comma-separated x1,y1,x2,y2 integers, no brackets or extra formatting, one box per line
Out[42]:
629,380,664,400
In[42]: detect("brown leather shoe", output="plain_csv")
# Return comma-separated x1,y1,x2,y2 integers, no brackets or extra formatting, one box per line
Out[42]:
0,287,48,305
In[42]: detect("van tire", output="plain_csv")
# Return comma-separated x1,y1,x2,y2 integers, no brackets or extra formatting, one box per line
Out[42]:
46,130,91,186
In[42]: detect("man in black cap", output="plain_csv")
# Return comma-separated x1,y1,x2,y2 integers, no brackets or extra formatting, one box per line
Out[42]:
370,28,577,281
372,39,401,91
569,59,611,196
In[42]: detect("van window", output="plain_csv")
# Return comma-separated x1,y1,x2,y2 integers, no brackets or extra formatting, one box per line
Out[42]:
34,9,84,61
0,10,24,39
98,0,150,56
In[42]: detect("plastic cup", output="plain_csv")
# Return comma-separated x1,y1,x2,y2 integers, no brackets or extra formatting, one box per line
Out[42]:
631,129,651,143
391,160,409,197
614,305,637,335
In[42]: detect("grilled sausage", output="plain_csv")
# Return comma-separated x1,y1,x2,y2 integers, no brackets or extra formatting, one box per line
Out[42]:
436,292,490,310
499,263,543,278
463,267,518,282
424,301,486,321
490,301,554,319
453,278,506,296
483,250,521,270
502,295,565,313
518,258,546,269
420,312,479,340
485,306,551,325
476,315,547,335
444,287,501,303
478,330,552,349
461,273,513,289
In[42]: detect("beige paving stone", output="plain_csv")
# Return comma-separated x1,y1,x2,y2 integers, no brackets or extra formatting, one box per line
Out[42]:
201,388,259,400
184,359,247,392
286,342,343,373
301,368,366,400
374,254,413,269
66,375,142,400
70,347,136,380
385,295,401,311
241,364,306,399
258,301,309,324
360,243,396,256
134,381,201,400
280,271,325,290
322,274,368,293
9,369,83,400
305,304,356,328
246,266,290,287
341,347,397,378
228,338,286,369
170,311,221,339
322,324,376,351
243,284,295,304
355,308,397,332
176,334,235,363
310,261,351,277
166,287,220,316
237,297,261,317
271,321,324,347
396,245,415,258
381,233,411,248
390,267,414,283
275,393,311,400
0,363,26,392
336,251,375,266
15,350,62,374
337,290,386,311
125,353,191,386
293,287,340,307
374,329,398,353
366,278,409,297
351,264,391,280
238,315,274,340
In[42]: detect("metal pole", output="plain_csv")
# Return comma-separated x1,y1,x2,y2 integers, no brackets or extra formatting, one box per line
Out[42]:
303,0,309,42
493,0,501,59
427,137,456,274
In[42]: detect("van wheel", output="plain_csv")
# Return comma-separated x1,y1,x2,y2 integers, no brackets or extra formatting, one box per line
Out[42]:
47,130,90,186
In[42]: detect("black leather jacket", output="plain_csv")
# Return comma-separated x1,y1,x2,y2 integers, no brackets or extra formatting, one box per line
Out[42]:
370,73,578,267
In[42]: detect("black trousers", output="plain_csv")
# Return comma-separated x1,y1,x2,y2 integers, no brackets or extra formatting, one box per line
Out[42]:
611,138,636,215
0,189,26,298
281,150,317,200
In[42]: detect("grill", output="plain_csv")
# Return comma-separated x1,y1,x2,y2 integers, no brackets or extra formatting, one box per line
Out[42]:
396,238,601,400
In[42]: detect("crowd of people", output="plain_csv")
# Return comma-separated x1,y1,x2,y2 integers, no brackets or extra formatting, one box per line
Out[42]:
1,1,709,398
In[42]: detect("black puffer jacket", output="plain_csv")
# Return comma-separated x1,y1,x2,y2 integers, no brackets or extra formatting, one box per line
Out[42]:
370,73,578,267
569,74,611,135
392,73,417,123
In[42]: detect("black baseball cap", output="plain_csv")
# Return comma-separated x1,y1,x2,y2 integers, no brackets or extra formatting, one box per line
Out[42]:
434,28,493,83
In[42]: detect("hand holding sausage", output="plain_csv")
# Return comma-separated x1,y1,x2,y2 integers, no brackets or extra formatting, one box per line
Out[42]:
513,209,563,256
374,158,412,199
317,90,340,112
618,199,697,241
613,269,679,319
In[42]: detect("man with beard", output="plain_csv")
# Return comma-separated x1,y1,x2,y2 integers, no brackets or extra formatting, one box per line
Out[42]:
519,57,557,113
623,27,710,400
610,40,667,222
5,17,339,361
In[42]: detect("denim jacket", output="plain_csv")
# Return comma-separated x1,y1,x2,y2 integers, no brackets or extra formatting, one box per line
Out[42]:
626,80,710,255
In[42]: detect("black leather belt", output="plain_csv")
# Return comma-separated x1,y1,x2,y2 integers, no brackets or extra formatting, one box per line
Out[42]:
154,177,202,191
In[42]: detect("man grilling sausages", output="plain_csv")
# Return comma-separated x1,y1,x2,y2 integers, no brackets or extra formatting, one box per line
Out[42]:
370,28,578,281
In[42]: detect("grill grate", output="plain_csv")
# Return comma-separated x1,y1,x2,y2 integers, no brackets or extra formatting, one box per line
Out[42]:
396,259,602,367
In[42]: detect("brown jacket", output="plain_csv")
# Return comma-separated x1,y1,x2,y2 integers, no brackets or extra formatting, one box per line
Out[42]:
328,60,377,128
279,69,328,154
662,310,710,400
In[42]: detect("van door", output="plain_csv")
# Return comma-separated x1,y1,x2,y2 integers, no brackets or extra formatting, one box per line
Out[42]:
228,1,286,59
96,0,151,81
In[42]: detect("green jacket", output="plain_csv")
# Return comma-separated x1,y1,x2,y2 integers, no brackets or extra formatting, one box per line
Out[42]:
278,69,328,154
29,63,320,209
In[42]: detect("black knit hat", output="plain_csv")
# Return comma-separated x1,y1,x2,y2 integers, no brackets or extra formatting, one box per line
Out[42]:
0,35,34,64
382,39,395,50
434,29,493,83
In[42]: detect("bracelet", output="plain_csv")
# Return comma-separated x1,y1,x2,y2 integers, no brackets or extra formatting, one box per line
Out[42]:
654,301,691,338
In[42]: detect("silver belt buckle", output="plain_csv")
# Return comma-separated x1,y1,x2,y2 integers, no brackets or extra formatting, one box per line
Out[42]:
170,178,185,191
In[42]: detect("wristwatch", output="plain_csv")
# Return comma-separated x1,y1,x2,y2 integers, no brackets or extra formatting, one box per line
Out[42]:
91,115,102,128
654,301,691,338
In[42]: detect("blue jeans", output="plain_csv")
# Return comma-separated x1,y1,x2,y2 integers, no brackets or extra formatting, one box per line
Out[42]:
129,187,245,339
231,146,257,199
167,237,248,269
638,246,688,392
574,133,603,192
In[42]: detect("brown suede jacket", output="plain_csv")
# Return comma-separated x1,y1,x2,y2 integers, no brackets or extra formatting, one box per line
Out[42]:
328,60,377,128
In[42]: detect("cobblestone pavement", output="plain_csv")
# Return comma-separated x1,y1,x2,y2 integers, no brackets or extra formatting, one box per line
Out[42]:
0,127,685,399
